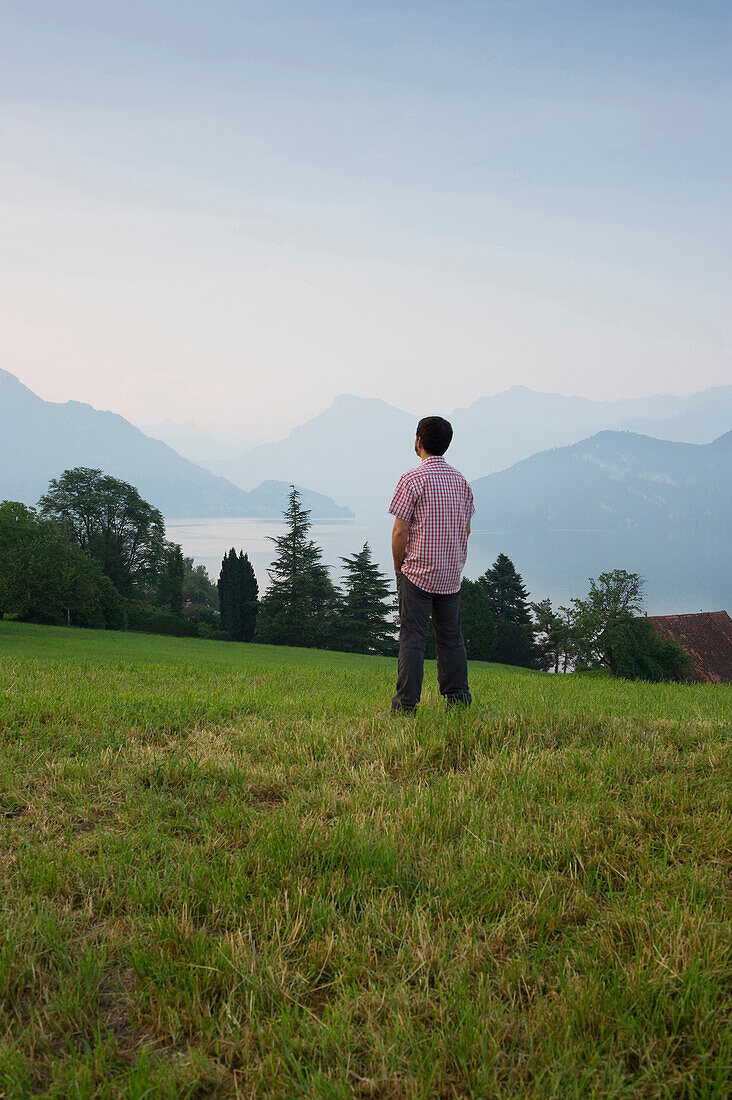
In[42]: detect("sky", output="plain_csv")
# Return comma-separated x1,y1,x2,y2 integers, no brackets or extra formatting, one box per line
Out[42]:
1,1,730,443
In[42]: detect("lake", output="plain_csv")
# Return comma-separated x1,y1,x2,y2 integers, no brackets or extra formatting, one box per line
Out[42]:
166,516,730,614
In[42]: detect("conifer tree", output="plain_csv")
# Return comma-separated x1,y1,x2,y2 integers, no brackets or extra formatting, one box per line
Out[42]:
218,548,259,641
256,487,337,648
158,542,185,615
460,578,497,661
217,549,236,637
479,553,538,667
238,551,259,642
336,542,395,654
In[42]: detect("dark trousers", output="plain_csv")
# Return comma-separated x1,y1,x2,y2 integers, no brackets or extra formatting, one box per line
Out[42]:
392,574,471,711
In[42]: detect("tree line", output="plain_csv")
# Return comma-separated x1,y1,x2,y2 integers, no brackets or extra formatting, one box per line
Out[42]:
217,486,692,681
0,470,692,681
0,468,219,637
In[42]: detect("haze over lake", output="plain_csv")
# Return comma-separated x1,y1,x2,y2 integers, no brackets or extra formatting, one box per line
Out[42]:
166,516,728,617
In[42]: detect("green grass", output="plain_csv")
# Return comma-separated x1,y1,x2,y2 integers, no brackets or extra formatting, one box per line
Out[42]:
0,620,730,1099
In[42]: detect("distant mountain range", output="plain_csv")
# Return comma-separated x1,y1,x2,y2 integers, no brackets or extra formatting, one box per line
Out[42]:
471,430,732,535
3,370,729,610
465,430,731,614
0,371,352,519
138,419,240,463
206,385,732,514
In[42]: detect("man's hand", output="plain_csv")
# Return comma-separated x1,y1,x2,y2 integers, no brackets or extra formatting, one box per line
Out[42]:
392,517,409,574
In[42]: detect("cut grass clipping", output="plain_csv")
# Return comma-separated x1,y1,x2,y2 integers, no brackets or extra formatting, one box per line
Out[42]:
0,621,730,1098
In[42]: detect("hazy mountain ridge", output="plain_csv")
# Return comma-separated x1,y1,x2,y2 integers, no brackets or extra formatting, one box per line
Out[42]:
138,419,240,463
207,395,416,514
207,385,732,513
471,430,732,534
0,371,352,520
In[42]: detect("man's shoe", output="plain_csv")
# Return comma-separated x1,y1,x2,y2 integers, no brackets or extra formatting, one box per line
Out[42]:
446,695,471,708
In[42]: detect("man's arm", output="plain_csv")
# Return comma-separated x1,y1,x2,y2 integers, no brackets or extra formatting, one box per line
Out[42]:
392,517,409,574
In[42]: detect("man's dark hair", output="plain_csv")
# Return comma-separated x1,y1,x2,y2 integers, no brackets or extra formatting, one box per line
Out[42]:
416,416,453,456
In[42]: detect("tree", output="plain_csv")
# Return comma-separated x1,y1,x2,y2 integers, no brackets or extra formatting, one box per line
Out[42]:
336,543,395,654
183,559,219,610
530,597,578,673
602,616,695,682
479,554,538,668
0,500,124,629
460,578,497,661
39,468,165,596
157,542,185,615
479,553,533,625
218,549,259,641
256,487,338,648
571,569,646,671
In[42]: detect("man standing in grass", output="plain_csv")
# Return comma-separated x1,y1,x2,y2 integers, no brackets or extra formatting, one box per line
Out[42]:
389,416,475,712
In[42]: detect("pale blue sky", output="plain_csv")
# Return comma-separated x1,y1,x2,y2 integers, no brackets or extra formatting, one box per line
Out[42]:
1,1,729,440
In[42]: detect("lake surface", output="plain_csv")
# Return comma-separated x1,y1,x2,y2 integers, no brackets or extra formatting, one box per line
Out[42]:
166,516,730,615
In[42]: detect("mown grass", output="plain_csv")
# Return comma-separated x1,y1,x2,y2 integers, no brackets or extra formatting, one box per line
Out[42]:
0,620,730,1099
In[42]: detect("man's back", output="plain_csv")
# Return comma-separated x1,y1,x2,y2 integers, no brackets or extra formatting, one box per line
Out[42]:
389,454,474,595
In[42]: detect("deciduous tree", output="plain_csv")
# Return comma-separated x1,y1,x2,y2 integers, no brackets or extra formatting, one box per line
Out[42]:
0,500,124,628
39,468,165,596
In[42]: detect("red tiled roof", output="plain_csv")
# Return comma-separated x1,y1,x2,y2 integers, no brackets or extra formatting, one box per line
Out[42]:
648,611,732,684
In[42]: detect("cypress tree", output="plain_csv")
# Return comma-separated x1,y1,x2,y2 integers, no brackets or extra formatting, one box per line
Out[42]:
337,542,395,654
217,549,237,638
218,548,259,641
238,551,259,642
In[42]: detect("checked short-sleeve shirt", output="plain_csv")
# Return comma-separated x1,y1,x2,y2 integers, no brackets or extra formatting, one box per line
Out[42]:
389,456,475,595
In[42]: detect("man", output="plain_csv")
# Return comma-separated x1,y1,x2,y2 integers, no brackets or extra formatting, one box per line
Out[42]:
389,415,475,712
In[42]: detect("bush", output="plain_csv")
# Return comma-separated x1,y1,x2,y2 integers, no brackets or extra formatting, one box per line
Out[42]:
605,617,696,682
125,604,199,637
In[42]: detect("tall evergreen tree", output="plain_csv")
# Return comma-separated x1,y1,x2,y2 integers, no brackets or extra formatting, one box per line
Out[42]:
479,553,532,624
158,542,185,615
460,578,497,661
336,542,395,654
218,548,259,641
479,553,538,667
217,549,236,637
256,487,337,648
238,552,259,642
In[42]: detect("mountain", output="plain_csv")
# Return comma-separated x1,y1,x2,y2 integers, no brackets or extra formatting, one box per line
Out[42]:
471,430,732,534
139,419,239,463
617,390,732,444
240,481,353,519
208,385,732,514
207,395,418,515
0,371,351,520
449,385,732,479
467,431,731,614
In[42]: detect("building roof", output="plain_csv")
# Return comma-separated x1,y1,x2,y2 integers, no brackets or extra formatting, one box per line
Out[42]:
648,610,732,684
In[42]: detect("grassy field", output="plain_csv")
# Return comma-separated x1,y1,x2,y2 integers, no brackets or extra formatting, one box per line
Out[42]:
0,621,730,1099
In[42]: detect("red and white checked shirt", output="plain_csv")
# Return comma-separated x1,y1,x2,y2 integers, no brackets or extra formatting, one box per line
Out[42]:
389,456,475,595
